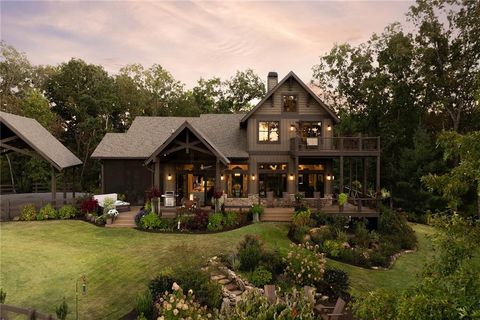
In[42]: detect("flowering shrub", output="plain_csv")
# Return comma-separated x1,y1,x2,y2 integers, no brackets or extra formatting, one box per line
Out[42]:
19,204,37,221
283,242,326,286
147,187,161,201
249,266,272,287
155,282,212,320
207,213,223,231
80,198,98,214
238,234,264,271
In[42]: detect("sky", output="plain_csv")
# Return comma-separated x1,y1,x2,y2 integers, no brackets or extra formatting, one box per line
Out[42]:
1,0,414,88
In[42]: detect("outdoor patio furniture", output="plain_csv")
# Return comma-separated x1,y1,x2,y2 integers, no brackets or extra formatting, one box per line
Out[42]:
93,193,131,212
314,297,346,320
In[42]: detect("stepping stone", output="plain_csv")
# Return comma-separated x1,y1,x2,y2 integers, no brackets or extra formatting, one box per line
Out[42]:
225,283,238,291
230,290,243,296
211,275,226,281
218,279,231,285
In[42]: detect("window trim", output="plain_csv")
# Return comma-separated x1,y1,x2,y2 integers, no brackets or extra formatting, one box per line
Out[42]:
257,121,281,144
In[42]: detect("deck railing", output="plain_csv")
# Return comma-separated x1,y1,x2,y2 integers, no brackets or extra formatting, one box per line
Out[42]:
290,136,380,153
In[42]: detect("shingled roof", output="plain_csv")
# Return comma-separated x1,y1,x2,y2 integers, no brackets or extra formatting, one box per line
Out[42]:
91,113,248,160
0,111,82,170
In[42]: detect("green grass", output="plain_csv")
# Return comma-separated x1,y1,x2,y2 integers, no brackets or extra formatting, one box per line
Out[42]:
0,221,434,319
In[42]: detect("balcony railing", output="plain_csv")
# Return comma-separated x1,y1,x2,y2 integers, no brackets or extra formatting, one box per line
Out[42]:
290,136,380,154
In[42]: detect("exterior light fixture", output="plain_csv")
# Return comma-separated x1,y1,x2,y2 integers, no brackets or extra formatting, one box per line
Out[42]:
290,124,296,132
327,124,332,132
251,174,256,181
289,174,295,181
234,173,241,177
326,174,335,181
167,174,172,181
220,174,224,180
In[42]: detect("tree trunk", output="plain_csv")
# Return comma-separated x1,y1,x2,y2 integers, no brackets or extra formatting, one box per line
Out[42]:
6,154,15,191
477,181,480,220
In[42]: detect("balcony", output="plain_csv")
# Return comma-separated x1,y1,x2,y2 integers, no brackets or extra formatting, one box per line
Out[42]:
290,136,380,157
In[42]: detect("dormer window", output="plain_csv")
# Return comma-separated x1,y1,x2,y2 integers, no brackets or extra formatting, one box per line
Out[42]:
283,95,297,112
258,121,279,142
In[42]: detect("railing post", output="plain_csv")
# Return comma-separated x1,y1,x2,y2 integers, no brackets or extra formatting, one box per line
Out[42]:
339,137,344,151
358,198,362,212
359,136,362,151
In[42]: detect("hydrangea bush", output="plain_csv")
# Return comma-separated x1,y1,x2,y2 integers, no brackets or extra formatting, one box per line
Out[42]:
283,242,326,286
155,282,213,320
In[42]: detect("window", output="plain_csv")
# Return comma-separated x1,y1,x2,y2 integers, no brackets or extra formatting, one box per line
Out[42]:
301,121,322,138
283,95,297,112
258,121,279,142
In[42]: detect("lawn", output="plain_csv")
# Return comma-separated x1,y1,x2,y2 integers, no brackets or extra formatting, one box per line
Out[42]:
0,221,434,319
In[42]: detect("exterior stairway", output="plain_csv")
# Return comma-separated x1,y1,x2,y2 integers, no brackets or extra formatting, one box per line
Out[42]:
106,206,140,228
261,207,294,222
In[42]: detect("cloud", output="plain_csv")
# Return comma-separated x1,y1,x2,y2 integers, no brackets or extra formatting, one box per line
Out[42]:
1,0,413,87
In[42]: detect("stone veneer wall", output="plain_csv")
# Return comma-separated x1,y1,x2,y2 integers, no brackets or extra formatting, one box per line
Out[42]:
223,194,333,208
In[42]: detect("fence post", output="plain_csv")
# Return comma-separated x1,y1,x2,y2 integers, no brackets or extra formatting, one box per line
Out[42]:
28,308,36,320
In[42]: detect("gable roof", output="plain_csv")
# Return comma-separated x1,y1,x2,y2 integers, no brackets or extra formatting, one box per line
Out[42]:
91,114,248,160
240,71,340,124
145,121,230,165
0,111,82,170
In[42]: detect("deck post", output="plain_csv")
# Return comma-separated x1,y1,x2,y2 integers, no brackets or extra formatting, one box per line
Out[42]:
348,158,353,195
101,162,105,194
215,158,221,192
294,156,299,193
72,167,76,198
339,156,344,193
363,158,368,196
376,155,381,207
63,170,67,205
51,165,57,206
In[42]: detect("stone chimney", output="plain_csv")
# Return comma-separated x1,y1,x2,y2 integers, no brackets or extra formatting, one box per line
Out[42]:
267,72,278,92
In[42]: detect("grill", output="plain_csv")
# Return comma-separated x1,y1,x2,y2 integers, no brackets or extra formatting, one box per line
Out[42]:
162,191,176,207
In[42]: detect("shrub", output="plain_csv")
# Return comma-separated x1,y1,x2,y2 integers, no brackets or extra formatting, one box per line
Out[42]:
221,288,315,319
249,266,272,287
238,234,264,271
155,283,211,319
283,242,326,287
134,208,147,227
315,267,349,299
378,207,416,250
55,298,69,320
174,268,222,309
338,193,348,206
187,208,209,230
57,205,77,219
250,203,264,216
321,239,344,258
0,288,5,303
140,212,162,229
80,198,98,214
311,210,328,226
207,212,223,231
19,204,36,221
135,290,154,320
261,249,285,275
149,271,176,300
310,225,336,245
223,211,238,228
292,209,312,227
38,203,56,220
290,225,311,243
353,221,371,248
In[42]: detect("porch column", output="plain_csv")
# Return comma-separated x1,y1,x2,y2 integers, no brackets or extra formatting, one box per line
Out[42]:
339,156,344,193
63,170,67,205
154,159,160,190
51,165,57,206
348,158,353,194
376,155,381,194
215,158,221,192
72,167,76,198
363,158,368,195
325,161,332,195
101,162,105,194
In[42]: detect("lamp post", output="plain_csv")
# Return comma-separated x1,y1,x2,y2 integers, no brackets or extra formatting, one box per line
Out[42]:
75,275,87,320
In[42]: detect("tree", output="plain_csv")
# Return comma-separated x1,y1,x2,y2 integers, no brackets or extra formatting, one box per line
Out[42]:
224,69,265,113
422,131,480,217
21,89,56,130
45,58,117,188
409,0,480,132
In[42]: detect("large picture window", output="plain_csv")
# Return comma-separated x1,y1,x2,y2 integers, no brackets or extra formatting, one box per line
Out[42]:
258,121,279,142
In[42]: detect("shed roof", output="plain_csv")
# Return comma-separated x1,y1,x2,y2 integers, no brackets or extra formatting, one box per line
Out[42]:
91,113,248,159
0,111,82,170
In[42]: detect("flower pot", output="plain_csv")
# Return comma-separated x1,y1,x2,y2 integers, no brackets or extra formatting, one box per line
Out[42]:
339,204,344,212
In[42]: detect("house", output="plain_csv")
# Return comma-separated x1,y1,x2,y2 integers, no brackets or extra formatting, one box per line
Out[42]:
92,71,380,215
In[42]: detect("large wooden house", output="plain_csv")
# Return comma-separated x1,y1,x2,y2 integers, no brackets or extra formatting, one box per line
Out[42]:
92,71,380,215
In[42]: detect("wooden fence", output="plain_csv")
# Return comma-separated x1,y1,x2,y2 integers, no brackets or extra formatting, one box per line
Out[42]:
0,198,78,221
0,303,57,320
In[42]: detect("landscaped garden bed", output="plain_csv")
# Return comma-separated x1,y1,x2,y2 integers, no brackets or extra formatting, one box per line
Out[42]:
288,200,417,269
134,201,252,233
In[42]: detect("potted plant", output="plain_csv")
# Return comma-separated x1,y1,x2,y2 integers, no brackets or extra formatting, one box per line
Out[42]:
251,203,264,223
338,193,348,212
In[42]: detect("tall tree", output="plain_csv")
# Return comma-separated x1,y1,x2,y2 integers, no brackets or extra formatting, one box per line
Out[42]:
409,0,480,132
422,131,480,217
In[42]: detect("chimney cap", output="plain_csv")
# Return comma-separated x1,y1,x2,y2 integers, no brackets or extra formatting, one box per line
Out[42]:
268,72,278,78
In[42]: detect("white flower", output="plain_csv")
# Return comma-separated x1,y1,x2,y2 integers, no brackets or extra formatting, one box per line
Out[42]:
166,303,172,310
172,282,180,291
157,317,165,320
188,289,193,295
173,309,179,316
